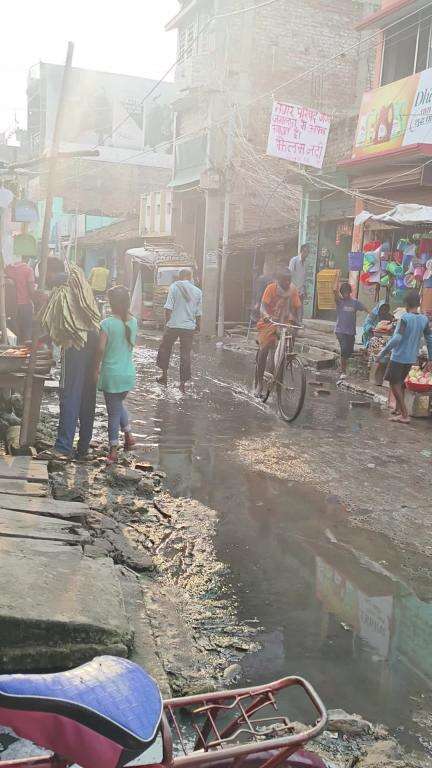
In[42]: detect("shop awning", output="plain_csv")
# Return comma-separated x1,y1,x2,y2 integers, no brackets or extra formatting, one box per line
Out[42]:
355,204,432,228
125,246,178,267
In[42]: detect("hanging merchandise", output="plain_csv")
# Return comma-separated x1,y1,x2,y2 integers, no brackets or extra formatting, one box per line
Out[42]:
13,233,37,258
419,238,432,255
399,240,416,270
423,259,432,282
12,199,39,224
391,250,403,265
404,273,416,288
364,240,381,252
348,252,363,271
386,262,403,277
410,256,426,280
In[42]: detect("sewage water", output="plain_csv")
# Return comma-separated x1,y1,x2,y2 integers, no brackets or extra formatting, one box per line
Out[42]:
128,343,432,754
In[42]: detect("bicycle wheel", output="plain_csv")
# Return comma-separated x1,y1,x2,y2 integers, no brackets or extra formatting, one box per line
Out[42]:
276,356,306,422
254,349,272,403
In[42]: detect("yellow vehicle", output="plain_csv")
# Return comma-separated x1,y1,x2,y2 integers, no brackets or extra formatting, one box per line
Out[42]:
126,247,194,326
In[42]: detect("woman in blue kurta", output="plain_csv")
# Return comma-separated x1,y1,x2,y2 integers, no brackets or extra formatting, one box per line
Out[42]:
95,285,138,464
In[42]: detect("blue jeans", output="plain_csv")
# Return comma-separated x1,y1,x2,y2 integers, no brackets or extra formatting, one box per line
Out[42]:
104,391,130,446
54,335,97,457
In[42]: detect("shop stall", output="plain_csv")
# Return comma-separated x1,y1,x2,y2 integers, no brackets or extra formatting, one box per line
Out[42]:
351,205,432,412
0,347,54,447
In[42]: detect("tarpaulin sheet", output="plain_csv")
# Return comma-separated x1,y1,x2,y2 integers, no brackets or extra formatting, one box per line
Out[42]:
355,204,432,228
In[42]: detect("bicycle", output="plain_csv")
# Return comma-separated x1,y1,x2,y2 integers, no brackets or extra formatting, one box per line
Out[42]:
254,321,306,423
0,655,328,768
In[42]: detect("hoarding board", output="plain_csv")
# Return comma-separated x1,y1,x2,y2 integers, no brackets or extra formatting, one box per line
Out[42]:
267,101,331,169
352,67,432,160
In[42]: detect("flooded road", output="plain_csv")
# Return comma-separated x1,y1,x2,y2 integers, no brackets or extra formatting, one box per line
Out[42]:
128,341,432,754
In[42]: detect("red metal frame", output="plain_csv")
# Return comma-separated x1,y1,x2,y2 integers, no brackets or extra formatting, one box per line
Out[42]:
0,677,327,768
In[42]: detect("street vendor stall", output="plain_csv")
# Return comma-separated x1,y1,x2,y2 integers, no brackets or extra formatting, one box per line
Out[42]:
352,205,432,414
0,346,54,448
352,204,432,315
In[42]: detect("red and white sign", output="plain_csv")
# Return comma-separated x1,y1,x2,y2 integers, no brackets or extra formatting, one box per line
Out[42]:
267,101,331,169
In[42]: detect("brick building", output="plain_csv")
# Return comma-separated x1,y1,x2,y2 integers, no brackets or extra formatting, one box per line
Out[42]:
166,0,379,331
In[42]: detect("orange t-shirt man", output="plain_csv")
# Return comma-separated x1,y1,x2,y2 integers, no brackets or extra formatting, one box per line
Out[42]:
257,281,301,348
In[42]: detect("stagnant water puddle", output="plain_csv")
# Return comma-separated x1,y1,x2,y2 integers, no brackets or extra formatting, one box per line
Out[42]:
128,342,432,755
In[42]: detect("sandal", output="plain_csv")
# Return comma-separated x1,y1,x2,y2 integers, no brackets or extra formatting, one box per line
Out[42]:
36,449,70,461
106,447,119,465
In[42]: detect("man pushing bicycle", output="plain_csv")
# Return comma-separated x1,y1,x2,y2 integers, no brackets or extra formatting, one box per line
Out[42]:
255,268,302,397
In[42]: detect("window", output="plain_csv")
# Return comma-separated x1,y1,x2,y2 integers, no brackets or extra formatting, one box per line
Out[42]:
178,20,197,62
381,15,432,85
178,4,213,62
198,12,211,54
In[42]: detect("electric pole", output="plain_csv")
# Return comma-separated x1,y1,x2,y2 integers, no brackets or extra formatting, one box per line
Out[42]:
217,105,235,338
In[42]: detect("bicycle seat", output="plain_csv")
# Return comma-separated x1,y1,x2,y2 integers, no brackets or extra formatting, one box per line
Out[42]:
0,655,163,768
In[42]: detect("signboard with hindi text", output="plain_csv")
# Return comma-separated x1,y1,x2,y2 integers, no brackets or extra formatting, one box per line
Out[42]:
267,101,331,169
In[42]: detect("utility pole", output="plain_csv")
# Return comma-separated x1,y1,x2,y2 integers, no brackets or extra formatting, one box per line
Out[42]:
217,105,235,339
200,91,222,337
0,209,8,343
20,41,74,447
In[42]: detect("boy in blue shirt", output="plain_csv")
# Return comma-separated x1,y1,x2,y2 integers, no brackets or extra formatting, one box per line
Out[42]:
333,282,366,383
378,290,432,424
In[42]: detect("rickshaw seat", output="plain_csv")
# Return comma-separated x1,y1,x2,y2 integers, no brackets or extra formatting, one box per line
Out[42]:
0,655,163,768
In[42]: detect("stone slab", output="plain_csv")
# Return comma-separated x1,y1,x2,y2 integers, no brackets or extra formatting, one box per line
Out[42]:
0,457,48,483
121,570,171,697
0,494,88,522
0,541,132,671
0,480,48,497
0,508,90,544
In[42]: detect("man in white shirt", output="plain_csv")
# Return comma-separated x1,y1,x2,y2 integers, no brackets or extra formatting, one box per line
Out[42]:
156,268,202,393
289,243,310,322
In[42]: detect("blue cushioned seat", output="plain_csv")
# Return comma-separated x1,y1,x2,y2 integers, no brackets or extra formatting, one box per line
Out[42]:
0,655,163,749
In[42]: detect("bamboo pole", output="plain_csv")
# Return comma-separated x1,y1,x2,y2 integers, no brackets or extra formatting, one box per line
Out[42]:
19,42,74,447
0,209,8,344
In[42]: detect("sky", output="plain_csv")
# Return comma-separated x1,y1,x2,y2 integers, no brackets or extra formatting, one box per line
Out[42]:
0,0,179,138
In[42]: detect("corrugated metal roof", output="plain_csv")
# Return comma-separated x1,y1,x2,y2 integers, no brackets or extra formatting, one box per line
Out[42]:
77,217,139,246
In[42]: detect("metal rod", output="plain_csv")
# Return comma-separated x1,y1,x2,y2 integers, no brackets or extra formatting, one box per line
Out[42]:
217,105,235,338
0,209,8,343
19,41,74,448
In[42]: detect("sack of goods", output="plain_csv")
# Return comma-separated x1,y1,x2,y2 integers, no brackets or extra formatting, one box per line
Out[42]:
405,364,432,393
39,265,100,349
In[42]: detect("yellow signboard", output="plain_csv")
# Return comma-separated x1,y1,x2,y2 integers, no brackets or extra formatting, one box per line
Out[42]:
352,71,420,160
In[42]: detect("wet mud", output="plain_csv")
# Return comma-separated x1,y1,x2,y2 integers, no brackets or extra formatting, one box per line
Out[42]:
30,339,432,762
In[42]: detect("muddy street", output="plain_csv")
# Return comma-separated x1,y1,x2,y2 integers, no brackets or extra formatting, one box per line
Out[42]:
126,339,432,756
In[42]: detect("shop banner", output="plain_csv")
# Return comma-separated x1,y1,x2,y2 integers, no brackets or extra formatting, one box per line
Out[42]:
403,68,432,145
267,101,331,169
352,67,432,160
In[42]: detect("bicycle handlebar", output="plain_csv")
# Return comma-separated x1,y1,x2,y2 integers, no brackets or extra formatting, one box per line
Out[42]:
266,320,303,330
